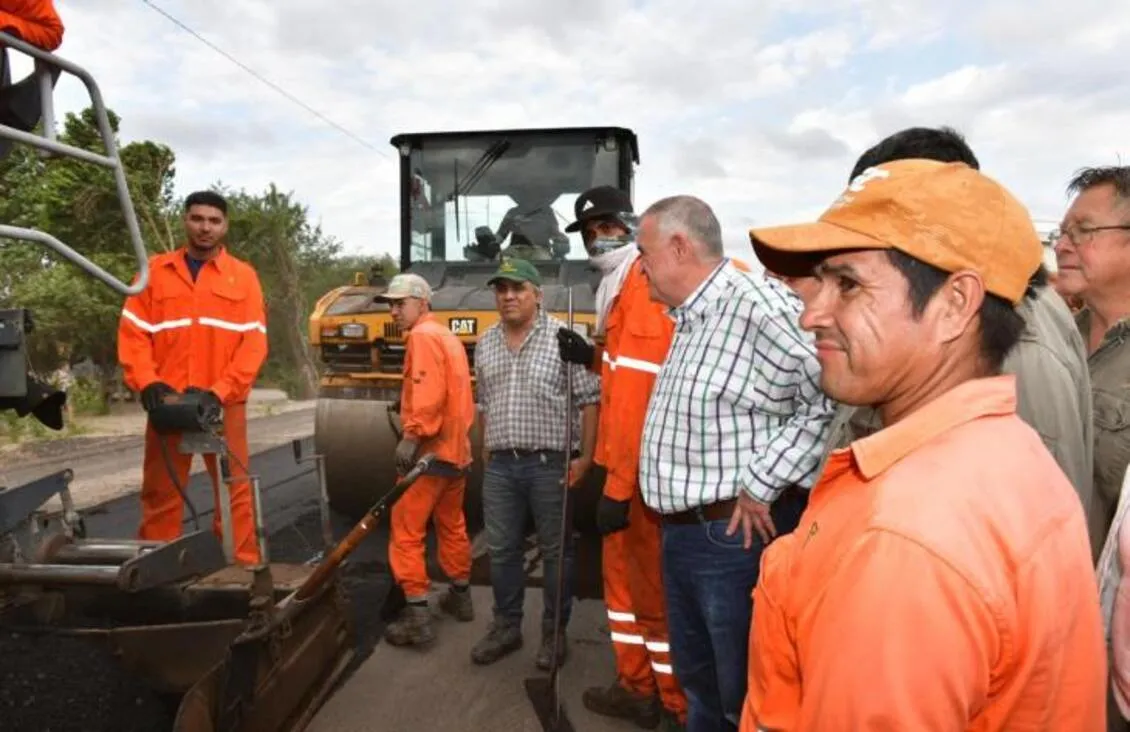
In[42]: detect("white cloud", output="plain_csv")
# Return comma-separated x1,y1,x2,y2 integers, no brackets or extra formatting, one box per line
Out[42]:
6,0,1129,272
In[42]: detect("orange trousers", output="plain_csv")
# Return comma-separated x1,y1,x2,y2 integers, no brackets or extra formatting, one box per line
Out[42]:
139,401,261,565
389,473,472,600
603,489,687,719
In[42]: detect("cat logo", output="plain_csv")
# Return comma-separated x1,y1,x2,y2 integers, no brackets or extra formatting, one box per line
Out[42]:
449,317,477,336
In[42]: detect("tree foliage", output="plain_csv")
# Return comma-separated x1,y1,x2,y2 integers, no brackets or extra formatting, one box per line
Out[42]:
0,105,397,402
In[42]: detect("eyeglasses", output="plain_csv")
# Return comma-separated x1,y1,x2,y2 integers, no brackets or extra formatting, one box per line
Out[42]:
1050,224,1130,246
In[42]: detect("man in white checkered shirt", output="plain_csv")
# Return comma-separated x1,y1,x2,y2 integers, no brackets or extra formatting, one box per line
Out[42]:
468,256,602,674
635,195,836,732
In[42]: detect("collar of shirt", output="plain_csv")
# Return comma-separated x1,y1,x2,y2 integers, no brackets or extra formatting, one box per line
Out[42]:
844,374,1018,480
1076,306,1130,349
670,258,730,327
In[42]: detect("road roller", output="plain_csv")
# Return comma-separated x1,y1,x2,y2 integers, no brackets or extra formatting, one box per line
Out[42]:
308,126,641,534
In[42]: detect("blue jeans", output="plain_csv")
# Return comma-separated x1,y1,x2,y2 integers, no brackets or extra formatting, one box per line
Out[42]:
482,450,575,634
661,488,808,732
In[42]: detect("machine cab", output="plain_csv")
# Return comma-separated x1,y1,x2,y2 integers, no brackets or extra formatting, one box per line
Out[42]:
390,127,640,272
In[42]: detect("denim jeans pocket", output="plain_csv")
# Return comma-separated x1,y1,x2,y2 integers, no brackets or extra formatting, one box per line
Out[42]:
703,518,747,550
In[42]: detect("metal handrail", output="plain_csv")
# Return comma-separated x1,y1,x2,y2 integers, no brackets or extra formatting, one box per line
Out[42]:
0,31,148,296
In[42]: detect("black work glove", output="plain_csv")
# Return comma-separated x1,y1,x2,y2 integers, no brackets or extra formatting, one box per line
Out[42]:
557,327,595,367
140,382,176,412
596,496,631,536
396,437,420,474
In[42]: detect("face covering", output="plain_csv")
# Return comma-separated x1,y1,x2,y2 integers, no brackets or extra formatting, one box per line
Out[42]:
590,235,634,257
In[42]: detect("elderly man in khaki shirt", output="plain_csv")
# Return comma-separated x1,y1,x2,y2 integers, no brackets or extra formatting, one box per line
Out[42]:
813,127,1097,556
1056,165,1130,556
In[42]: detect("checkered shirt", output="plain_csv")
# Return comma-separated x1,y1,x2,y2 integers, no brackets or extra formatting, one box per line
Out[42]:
639,259,837,514
475,310,602,453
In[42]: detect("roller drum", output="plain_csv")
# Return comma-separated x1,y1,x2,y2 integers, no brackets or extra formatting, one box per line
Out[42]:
314,397,486,533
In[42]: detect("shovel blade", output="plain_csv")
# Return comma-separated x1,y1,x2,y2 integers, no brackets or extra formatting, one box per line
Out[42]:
523,677,575,732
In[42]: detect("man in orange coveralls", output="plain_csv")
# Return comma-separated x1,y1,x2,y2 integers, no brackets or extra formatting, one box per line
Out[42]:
557,186,688,730
378,272,476,647
118,191,268,566
0,0,64,51
741,160,1106,730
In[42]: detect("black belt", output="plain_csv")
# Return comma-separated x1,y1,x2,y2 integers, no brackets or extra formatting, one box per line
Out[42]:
662,498,737,525
488,448,575,459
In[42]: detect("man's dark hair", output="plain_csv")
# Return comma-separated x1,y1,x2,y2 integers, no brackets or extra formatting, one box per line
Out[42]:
184,190,228,216
1066,165,1130,202
849,125,979,181
887,250,1025,372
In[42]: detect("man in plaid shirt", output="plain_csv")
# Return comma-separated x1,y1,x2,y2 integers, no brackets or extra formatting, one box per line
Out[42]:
635,195,836,731
470,257,602,671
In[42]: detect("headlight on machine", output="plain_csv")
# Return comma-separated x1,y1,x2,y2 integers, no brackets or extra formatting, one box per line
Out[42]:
340,323,367,339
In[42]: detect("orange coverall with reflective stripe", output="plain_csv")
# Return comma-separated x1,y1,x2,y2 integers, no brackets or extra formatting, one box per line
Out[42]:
591,259,687,718
117,247,268,565
389,313,475,599
0,0,64,51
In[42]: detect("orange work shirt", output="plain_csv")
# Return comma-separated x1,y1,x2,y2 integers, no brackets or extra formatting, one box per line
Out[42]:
118,247,268,405
400,313,474,469
741,375,1106,732
0,0,64,50
594,259,674,501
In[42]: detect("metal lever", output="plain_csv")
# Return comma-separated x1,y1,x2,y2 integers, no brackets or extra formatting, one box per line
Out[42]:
0,31,148,296
291,438,334,552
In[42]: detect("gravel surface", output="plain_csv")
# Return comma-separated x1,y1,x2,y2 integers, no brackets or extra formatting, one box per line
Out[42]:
0,630,176,732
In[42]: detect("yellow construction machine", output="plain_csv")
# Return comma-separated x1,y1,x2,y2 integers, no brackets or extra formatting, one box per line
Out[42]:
308,126,641,530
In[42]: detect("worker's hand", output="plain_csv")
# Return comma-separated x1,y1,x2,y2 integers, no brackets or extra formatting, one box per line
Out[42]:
727,492,777,549
140,382,176,412
596,496,631,536
566,455,591,488
556,327,595,367
396,437,420,474
185,387,223,420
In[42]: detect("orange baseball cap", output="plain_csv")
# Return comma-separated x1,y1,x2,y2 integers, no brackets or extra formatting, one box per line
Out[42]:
748,159,1044,305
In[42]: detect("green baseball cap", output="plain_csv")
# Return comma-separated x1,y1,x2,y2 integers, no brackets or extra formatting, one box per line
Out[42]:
487,257,542,287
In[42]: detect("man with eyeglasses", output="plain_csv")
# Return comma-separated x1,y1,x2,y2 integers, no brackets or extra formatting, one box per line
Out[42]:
1055,167,1130,544
1066,166,1130,732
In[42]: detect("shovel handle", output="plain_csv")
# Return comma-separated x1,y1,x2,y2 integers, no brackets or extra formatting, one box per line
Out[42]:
290,454,435,603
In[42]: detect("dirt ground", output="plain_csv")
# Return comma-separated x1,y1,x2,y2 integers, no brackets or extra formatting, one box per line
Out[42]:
0,390,315,512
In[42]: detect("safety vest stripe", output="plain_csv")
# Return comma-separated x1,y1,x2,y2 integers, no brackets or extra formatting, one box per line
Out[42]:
645,640,670,653
120,309,192,333
122,309,266,335
650,661,673,674
603,353,664,375
198,316,268,334
615,355,662,374
610,631,645,645
607,610,636,622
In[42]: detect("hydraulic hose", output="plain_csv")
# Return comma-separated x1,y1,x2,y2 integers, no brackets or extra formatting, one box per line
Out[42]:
156,431,202,531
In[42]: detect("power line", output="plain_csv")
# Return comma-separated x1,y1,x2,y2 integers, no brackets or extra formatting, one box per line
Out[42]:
138,0,387,157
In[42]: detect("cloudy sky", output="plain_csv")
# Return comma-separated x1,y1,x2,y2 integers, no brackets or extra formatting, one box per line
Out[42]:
20,0,1130,267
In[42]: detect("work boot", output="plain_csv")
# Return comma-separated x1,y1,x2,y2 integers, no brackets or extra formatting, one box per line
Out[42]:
471,621,523,665
582,681,661,729
383,603,435,647
535,627,567,671
438,585,474,622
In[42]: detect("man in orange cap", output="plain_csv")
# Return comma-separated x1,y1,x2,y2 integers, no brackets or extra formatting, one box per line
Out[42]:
377,272,476,647
740,160,1106,731
118,190,268,566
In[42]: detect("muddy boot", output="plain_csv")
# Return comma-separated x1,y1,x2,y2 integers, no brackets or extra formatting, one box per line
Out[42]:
438,584,474,622
582,681,661,729
470,621,522,665
383,603,435,647
535,627,567,671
